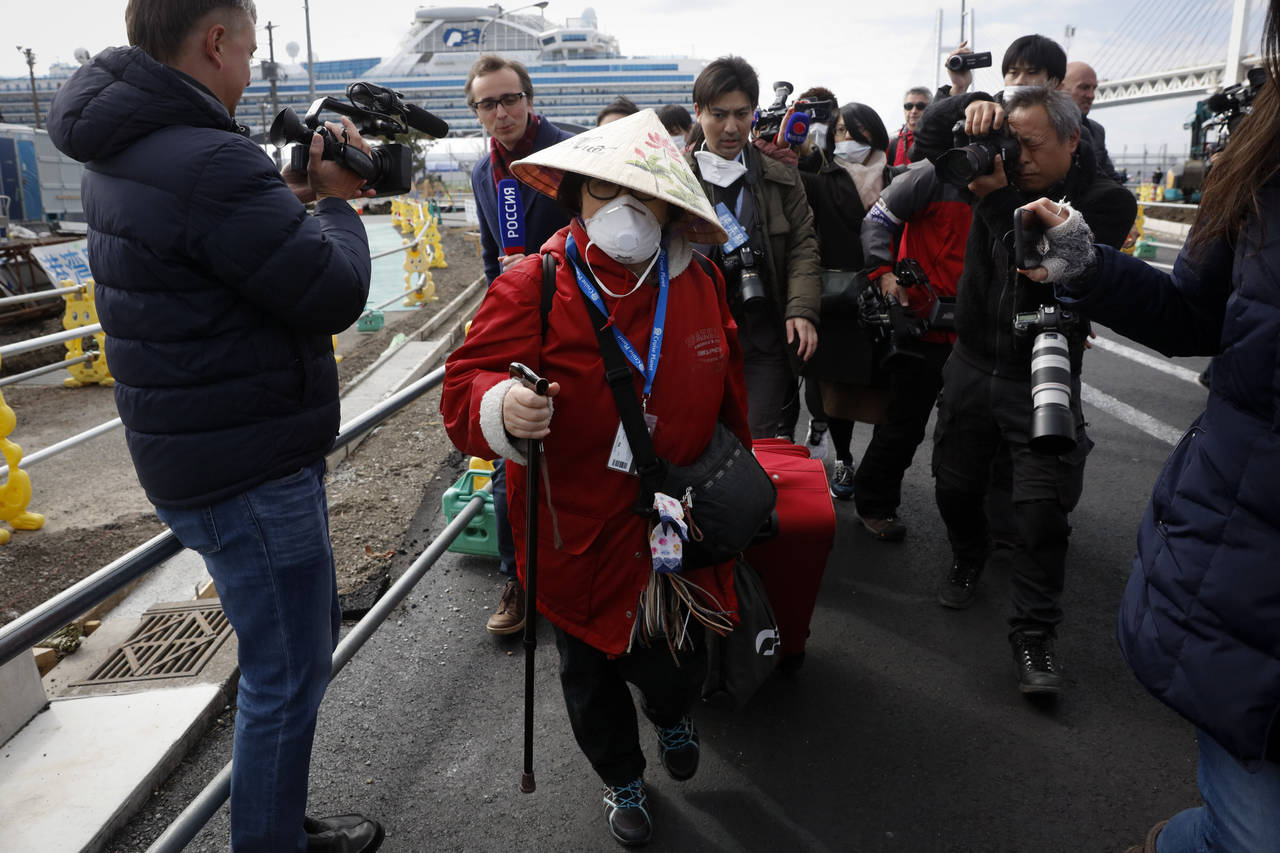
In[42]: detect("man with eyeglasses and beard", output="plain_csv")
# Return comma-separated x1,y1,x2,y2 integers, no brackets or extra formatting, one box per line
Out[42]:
887,87,932,166
465,54,574,637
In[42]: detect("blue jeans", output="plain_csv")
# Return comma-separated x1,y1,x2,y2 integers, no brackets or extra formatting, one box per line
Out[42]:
157,460,340,853
1157,728,1280,853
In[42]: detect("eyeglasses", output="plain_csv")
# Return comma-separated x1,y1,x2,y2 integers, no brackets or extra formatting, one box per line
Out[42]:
903,102,929,111
470,92,527,113
585,177,656,203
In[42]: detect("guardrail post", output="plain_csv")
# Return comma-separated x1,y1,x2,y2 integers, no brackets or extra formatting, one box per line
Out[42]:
61,280,113,388
0,356,45,544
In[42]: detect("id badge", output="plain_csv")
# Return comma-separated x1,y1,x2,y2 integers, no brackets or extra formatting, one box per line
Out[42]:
715,202,749,253
607,413,659,475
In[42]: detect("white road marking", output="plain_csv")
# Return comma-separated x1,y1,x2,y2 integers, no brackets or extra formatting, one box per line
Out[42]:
1090,336,1204,386
1080,383,1184,447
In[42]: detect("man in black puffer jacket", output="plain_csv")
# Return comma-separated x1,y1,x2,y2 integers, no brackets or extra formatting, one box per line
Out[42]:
930,86,1135,697
48,2,382,851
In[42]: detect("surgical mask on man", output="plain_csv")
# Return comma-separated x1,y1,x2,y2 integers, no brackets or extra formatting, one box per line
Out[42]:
809,124,828,150
694,149,748,188
833,139,871,163
669,133,686,150
583,195,662,266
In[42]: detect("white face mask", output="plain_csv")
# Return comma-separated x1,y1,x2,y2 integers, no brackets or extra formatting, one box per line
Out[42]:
694,149,748,188
583,195,662,266
669,133,686,150
833,139,871,163
809,124,829,149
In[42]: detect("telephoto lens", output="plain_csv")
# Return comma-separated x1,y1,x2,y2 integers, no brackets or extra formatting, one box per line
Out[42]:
1028,331,1077,454
739,268,767,305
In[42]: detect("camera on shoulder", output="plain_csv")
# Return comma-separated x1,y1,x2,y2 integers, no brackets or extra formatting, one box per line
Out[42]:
935,119,1020,187
270,81,449,197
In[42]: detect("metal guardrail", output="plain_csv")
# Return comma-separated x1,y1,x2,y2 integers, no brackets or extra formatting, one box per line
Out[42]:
0,283,82,308
0,417,123,479
0,367,446,671
146,477,490,853
0,352,96,387
0,324,102,359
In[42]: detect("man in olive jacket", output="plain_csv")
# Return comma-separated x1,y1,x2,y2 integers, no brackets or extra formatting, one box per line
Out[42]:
686,56,821,439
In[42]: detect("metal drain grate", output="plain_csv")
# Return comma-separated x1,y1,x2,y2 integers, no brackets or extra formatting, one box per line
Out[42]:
73,600,233,686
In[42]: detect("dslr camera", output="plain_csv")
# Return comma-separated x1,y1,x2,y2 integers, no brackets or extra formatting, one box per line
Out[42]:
1012,303,1080,454
270,81,450,197
855,259,954,368
935,118,1020,187
753,81,837,148
720,244,768,306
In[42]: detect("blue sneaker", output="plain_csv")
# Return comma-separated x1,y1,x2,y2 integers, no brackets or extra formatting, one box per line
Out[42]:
829,461,855,500
602,778,652,847
654,716,700,781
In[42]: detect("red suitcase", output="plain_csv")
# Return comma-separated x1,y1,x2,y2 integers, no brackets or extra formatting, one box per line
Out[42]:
745,439,836,666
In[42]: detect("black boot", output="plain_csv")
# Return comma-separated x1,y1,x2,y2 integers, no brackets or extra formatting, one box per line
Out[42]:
1010,630,1064,695
304,814,385,852
937,561,983,609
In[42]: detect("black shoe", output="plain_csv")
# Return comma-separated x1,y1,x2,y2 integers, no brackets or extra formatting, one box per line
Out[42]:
602,779,652,847
305,814,385,852
860,515,907,542
937,561,982,609
654,716,700,781
1011,630,1064,695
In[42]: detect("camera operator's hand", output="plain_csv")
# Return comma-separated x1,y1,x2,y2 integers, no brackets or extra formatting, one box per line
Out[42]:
787,317,818,362
947,41,974,94
877,272,908,306
964,99,1005,137
500,253,526,271
753,136,799,167
308,117,378,202
503,380,561,439
1015,198,1096,285
967,154,1009,199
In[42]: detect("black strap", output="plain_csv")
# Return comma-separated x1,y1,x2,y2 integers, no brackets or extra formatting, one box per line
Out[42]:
565,250,668,491
539,252,557,337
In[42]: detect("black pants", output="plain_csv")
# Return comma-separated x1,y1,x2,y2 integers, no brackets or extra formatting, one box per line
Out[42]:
738,305,794,439
931,354,1092,634
555,624,707,787
853,341,952,518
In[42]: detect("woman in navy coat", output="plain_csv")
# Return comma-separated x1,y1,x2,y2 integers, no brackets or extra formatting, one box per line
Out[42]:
1020,6,1280,847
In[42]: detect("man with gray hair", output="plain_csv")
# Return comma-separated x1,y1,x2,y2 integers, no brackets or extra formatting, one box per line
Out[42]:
931,86,1135,696
887,86,932,166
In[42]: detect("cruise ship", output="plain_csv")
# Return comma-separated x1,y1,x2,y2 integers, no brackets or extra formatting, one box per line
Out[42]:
1,6,706,146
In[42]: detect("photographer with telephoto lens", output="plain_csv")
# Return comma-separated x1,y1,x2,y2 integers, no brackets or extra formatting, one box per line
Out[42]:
930,85,1135,696
1018,4,1280,845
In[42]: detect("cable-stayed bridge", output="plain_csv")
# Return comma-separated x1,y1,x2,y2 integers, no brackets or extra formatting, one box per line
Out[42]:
1094,0,1267,105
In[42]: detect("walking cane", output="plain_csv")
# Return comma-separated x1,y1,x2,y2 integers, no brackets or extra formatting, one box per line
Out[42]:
510,362,549,794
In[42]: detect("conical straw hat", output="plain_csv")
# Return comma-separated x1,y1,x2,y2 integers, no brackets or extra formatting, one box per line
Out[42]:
511,109,728,244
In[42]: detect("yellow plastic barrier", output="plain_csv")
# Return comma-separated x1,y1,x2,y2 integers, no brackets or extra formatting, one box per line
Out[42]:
62,280,113,388
1122,205,1145,256
468,456,495,490
0,355,46,545
424,218,447,269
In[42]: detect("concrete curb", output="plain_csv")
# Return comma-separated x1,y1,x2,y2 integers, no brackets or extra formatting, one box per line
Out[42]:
0,276,486,852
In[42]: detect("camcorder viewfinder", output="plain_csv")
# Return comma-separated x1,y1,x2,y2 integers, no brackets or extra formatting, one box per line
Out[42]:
935,118,1020,187
753,81,837,148
269,81,450,197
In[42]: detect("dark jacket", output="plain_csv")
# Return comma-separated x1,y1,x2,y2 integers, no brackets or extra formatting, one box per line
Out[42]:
470,118,574,284
47,47,371,508
687,144,821,328
1057,182,1280,769
1081,116,1121,183
952,140,1136,378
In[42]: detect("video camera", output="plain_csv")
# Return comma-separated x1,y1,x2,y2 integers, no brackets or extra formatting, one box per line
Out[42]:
855,259,954,368
1012,303,1080,454
269,81,450,197
1204,66,1268,135
946,51,993,72
753,81,837,148
935,118,1020,187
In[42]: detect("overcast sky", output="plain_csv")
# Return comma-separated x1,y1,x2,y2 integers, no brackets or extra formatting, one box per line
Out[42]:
3,0,1247,161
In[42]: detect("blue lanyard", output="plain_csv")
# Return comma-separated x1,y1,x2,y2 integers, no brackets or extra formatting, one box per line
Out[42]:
565,232,668,398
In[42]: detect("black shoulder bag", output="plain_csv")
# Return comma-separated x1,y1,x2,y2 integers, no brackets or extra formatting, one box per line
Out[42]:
562,249,777,569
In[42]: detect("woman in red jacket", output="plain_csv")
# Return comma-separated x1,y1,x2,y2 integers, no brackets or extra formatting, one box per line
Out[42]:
441,110,749,848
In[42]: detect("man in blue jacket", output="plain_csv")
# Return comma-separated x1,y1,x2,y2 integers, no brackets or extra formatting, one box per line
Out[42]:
465,55,573,635
48,1,381,850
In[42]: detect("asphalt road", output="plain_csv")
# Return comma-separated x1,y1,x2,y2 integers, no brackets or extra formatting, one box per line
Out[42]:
114,279,1212,853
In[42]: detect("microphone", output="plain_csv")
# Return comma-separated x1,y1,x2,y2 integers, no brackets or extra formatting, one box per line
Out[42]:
783,111,811,146
498,179,527,256
405,102,450,138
